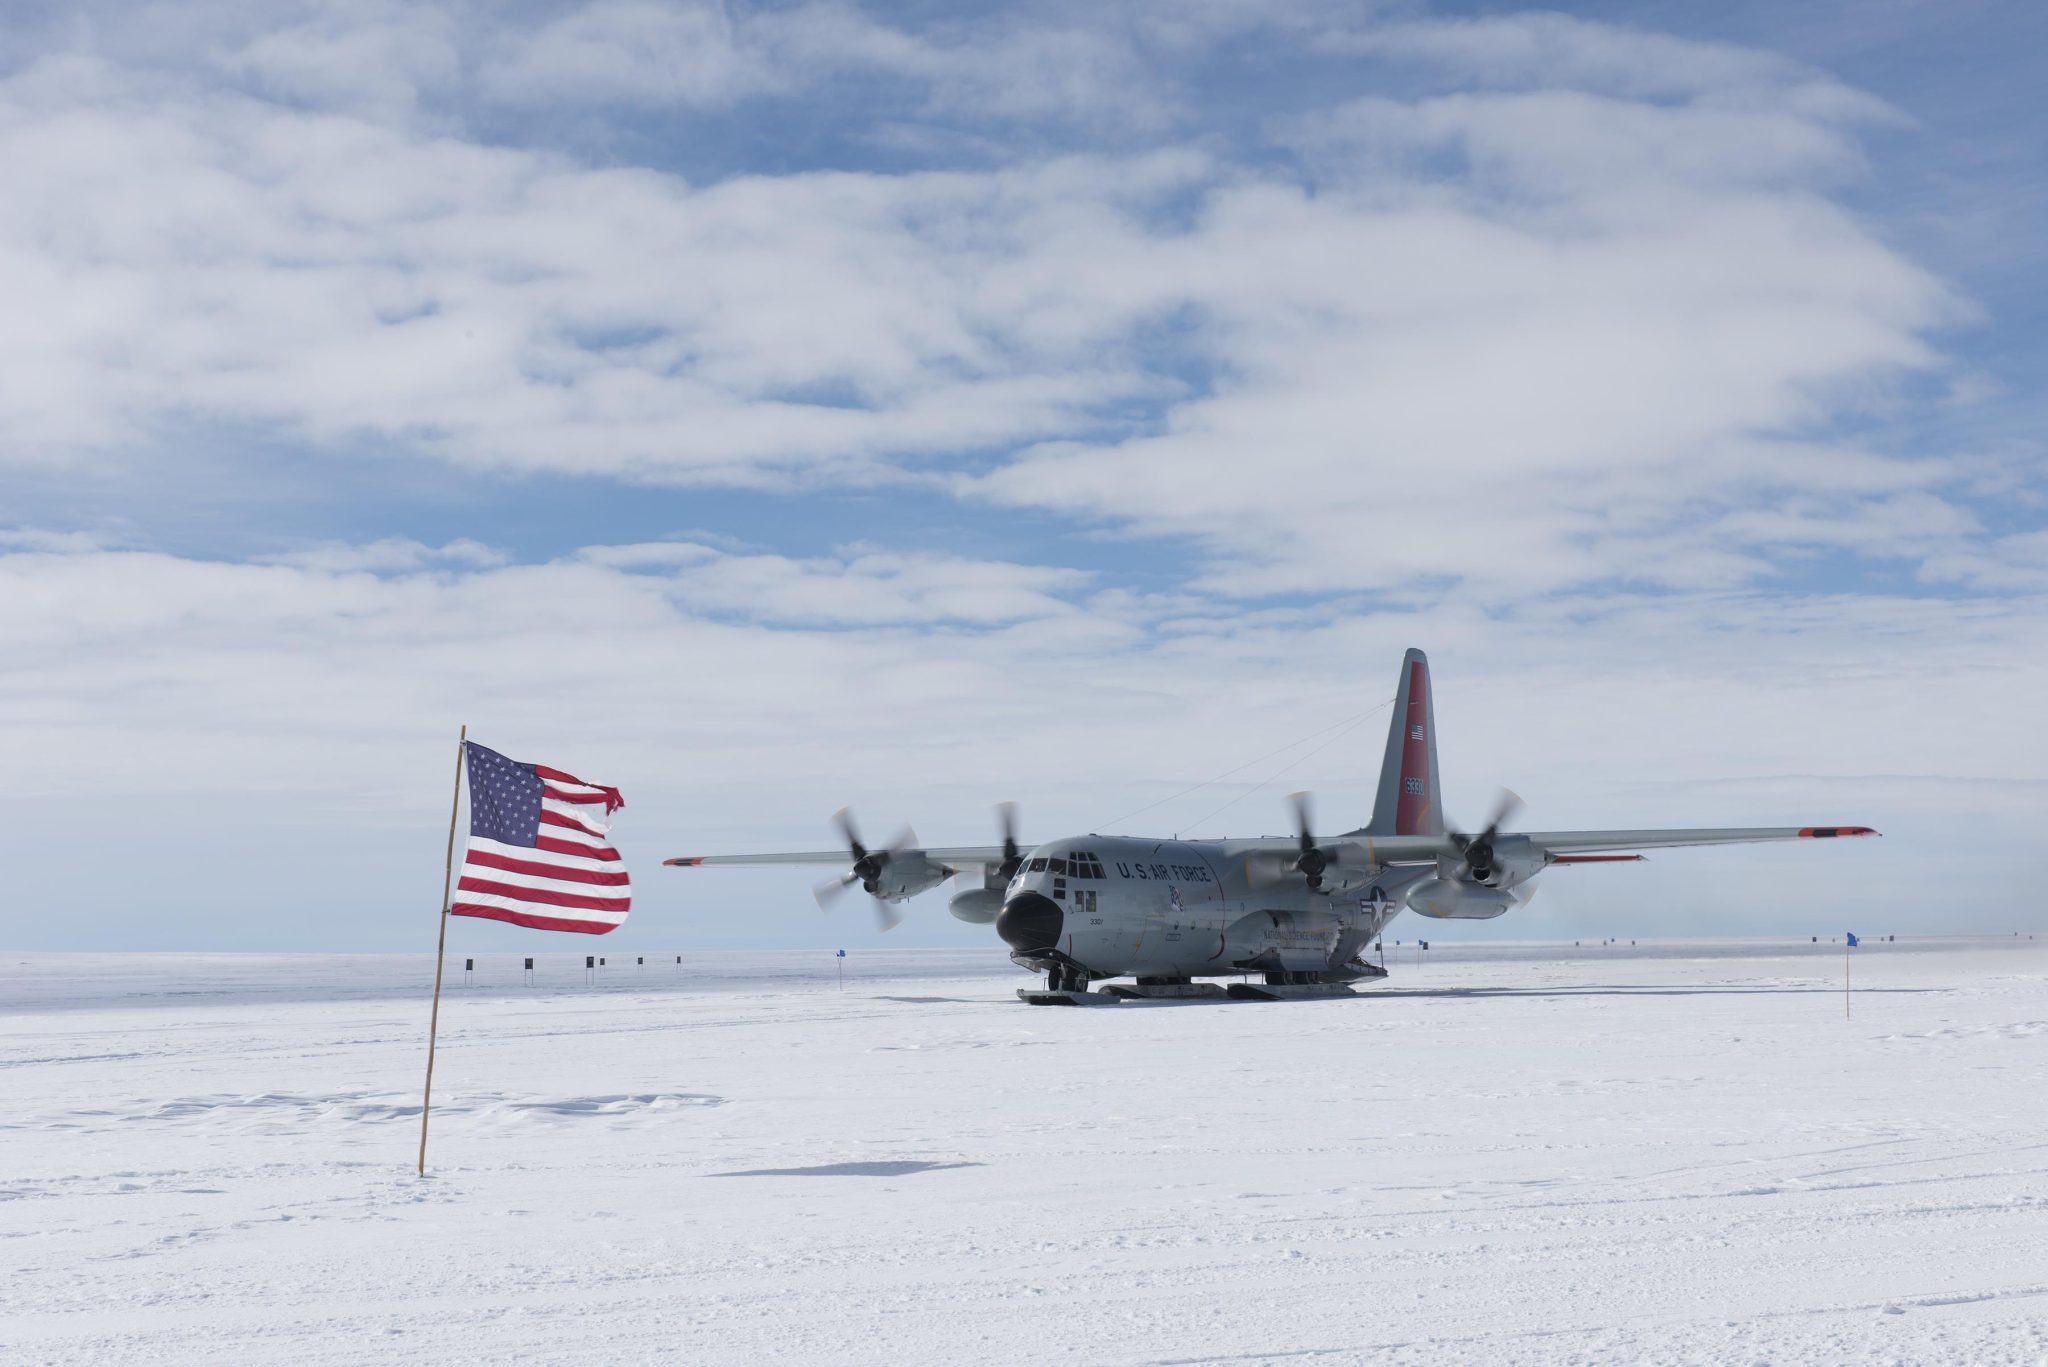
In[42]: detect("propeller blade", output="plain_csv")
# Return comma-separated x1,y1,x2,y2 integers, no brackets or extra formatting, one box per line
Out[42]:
813,872,857,910
1482,789,1523,840
872,899,905,933
831,807,867,860
995,801,1021,876
1289,790,1315,852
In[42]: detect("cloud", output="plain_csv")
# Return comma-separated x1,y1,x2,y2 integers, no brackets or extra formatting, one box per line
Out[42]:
0,51,1205,478
1296,89,1871,194
1919,528,2048,591
658,544,1094,626
974,160,1960,595
475,1,784,110
961,16,1970,598
224,3,462,121
570,538,1094,624
0,534,2041,946
0,527,130,553
16,534,2039,809
260,537,508,572
1323,12,1898,119
471,0,1179,129
0,5,2001,605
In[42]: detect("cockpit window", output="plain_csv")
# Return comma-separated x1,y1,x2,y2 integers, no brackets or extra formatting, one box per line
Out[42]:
1029,856,1047,872
1049,858,1067,875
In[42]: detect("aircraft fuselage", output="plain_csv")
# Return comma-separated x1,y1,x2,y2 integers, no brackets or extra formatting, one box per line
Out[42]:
994,834,1457,981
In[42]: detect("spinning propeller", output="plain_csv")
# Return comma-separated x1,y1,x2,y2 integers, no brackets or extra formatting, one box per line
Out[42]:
813,808,918,932
1448,789,1522,883
1248,791,1370,892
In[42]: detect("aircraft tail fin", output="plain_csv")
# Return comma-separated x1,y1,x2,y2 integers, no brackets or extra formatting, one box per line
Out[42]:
1367,648,1445,837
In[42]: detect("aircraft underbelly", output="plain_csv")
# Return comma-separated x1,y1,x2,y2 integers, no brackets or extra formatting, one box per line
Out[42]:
1224,907,1345,972
1069,902,1355,977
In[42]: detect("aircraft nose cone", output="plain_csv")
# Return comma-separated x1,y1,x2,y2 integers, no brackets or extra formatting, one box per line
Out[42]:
996,892,1063,952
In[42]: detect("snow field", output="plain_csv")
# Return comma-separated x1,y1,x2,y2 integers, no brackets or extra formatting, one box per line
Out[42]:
3,940,2046,1365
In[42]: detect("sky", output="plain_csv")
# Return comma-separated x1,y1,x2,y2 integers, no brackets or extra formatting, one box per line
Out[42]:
2,0,2043,953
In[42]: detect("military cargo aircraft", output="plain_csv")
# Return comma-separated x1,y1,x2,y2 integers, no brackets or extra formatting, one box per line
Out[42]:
666,649,1877,1003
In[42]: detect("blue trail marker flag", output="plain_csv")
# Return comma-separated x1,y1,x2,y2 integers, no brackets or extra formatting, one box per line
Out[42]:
451,742,630,935
1846,932,1859,947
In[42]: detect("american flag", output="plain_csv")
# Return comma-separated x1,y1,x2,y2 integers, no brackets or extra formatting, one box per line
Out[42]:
450,742,630,935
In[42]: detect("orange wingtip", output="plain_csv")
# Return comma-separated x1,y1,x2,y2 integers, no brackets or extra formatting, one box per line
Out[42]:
663,856,706,867
1797,827,1880,838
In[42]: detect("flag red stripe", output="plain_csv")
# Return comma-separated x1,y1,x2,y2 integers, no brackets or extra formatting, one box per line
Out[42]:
535,834,621,861
535,765,622,812
450,902,622,935
543,786,612,805
455,875,632,912
461,849,631,886
540,807,604,837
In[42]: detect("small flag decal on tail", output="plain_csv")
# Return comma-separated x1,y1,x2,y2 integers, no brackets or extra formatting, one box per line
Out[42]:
451,742,630,935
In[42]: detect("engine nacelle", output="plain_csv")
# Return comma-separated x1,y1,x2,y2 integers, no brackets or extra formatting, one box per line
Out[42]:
1443,839,1544,891
871,853,951,904
1405,878,1515,920
948,886,1003,924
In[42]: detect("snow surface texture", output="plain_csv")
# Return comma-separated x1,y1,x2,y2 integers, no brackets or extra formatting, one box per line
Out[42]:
4,940,2047,1365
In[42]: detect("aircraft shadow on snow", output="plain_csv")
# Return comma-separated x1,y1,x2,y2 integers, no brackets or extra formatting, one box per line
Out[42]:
1370,984,1939,1000
711,1160,984,1178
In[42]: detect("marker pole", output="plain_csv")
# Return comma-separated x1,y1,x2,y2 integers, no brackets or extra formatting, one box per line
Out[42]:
1845,937,1851,1021
417,724,467,1176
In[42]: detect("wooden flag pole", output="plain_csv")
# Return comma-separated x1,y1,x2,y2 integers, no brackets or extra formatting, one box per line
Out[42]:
418,724,467,1176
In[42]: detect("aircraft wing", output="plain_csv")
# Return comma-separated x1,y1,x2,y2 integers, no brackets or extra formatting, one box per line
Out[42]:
1334,826,1878,866
665,846,1008,869
1516,826,1879,856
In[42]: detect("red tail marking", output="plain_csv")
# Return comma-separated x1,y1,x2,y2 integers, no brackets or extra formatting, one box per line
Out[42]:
1797,827,1879,839
1395,659,1431,835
